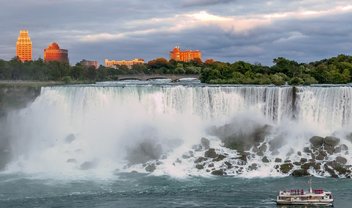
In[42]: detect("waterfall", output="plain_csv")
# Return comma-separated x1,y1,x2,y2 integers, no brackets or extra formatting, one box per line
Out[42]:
2,85,352,177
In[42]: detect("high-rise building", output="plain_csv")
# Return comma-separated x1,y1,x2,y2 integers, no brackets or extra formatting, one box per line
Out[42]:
169,46,202,62
16,30,32,62
44,42,69,64
105,58,144,69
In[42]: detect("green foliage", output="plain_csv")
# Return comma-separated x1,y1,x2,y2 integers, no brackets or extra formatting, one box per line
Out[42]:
1,54,352,85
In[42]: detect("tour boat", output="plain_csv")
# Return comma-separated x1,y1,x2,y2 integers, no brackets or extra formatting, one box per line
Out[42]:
276,180,334,206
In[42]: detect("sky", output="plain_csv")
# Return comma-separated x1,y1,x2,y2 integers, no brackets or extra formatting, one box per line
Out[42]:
0,0,352,65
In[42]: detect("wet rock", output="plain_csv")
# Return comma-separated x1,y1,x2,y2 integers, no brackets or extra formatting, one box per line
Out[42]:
236,152,249,163
176,158,182,164
275,158,282,163
195,157,207,163
284,160,292,163
293,162,301,166
213,154,226,162
80,161,97,170
291,169,310,177
196,164,204,170
324,136,340,147
262,156,270,163
301,162,320,171
206,169,210,172
65,134,76,143
208,163,214,168
280,163,293,174
303,147,312,154
309,136,324,148
316,150,327,160
201,137,210,149
204,148,218,158
300,158,308,163
182,154,190,159
334,144,349,154
224,161,232,169
248,163,258,171
336,156,347,165
297,151,302,156
211,169,225,176
324,164,338,178
145,164,156,172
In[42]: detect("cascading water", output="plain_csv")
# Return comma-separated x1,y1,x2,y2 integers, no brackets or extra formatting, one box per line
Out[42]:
1,84,352,178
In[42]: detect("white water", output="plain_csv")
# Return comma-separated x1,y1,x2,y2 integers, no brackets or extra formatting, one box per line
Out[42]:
2,85,352,178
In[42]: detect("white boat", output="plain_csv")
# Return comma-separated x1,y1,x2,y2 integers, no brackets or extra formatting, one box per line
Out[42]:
276,180,334,206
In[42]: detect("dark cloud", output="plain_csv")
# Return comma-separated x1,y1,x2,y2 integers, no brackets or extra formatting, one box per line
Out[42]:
0,0,351,65
181,0,236,7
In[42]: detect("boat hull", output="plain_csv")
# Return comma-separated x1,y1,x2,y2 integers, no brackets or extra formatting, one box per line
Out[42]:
276,200,333,206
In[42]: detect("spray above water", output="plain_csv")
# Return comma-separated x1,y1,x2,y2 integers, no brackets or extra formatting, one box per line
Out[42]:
1,85,352,178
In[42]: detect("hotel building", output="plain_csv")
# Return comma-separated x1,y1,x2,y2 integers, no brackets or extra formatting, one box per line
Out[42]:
44,42,69,64
16,30,32,62
105,58,144,69
169,46,202,62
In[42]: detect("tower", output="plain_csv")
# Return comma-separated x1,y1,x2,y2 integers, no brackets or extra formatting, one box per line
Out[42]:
44,42,69,64
16,30,32,62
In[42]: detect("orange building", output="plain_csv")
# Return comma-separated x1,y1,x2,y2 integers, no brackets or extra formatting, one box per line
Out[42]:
16,30,32,62
169,46,202,62
44,42,69,64
105,58,144,69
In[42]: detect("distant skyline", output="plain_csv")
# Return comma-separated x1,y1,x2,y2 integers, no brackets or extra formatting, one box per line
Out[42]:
0,0,352,65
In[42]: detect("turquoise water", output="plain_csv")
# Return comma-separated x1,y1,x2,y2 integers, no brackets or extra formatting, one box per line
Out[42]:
0,174,350,208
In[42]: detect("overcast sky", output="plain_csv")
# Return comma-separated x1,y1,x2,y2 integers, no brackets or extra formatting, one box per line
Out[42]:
1,0,352,65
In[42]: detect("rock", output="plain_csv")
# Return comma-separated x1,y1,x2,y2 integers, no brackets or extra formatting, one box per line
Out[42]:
275,158,282,163
297,151,302,156
208,163,214,168
176,158,182,164
316,150,327,160
248,163,258,171
196,164,204,170
300,158,308,163
236,152,248,163
201,137,210,149
280,163,293,174
324,164,338,178
303,147,312,153
257,144,267,156
291,169,310,177
145,164,156,172
301,162,320,171
324,136,340,147
334,144,348,153
211,169,225,176
262,156,270,163
182,154,190,159
213,154,226,162
293,162,301,166
224,161,232,169
336,156,347,165
204,148,218,158
195,157,207,163
309,136,324,148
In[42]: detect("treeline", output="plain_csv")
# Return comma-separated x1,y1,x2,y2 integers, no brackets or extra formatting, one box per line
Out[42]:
1,55,352,85
201,55,352,85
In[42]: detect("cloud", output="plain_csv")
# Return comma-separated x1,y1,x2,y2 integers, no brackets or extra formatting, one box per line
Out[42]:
1,0,352,65
181,0,236,7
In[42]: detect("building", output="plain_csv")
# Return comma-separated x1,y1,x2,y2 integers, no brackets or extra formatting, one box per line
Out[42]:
16,30,32,62
105,58,144,69
169,46,202,62
44,42,69,63
80,59,98,69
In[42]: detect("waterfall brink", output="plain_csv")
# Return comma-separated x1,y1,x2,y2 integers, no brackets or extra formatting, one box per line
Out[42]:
2,85,352,178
